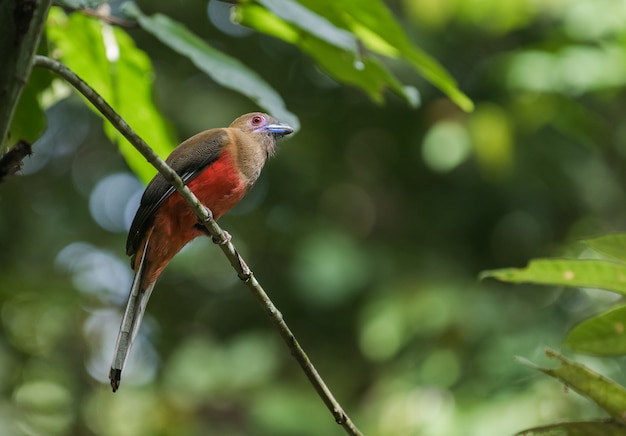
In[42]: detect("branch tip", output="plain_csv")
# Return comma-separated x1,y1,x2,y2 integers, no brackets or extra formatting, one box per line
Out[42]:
0,140,33,182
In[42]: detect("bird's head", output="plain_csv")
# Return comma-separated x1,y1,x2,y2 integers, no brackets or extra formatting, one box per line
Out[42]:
232,112,293,138
231,112,294,158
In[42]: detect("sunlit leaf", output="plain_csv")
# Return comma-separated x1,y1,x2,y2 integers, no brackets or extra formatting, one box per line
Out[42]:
565,305,626,356
125,4,299,131
584,234,626,264
480,259,626,295
522,349,626,424
515,420,626,436
103,26,176,183
256,0,357,52
296,0,473,112
45,7,175,183
46,8,109,94
235,3,420,107
234,0,467,108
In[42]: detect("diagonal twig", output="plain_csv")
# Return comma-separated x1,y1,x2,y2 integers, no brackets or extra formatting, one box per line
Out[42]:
33,55,363,436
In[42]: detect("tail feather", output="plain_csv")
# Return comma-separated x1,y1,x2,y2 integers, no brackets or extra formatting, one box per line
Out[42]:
109,236,155,392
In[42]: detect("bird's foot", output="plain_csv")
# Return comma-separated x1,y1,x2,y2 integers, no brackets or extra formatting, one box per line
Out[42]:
212,230,231,246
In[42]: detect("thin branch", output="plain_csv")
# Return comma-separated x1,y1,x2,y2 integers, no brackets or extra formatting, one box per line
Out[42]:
52,2,137,28
33,55,363,436
78,7,137,28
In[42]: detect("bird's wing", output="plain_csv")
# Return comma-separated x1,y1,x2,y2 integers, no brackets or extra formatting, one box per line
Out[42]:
126,129,230,259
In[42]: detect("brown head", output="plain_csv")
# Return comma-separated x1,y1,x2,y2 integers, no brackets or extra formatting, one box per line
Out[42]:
228,112,293,187
229,112,293,157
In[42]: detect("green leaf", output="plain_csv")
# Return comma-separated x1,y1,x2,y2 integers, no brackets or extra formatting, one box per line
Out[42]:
524,349,626,424
480,259,626,295
565,305,626,356
584,234,626,264
515,420,626,436
9,67,50,145
46,8,109,96
46,7,175,183
256,0,358,52
125,4,299,131
234,3,420,107
295,0,473,112
104,26,176,182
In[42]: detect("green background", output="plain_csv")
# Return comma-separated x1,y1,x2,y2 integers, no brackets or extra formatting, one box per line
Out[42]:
3,0,626,435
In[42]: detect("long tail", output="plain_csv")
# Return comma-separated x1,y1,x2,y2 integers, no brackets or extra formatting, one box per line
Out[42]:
109,236,155,392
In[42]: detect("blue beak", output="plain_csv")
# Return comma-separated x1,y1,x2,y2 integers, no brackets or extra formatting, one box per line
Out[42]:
265,123,294,138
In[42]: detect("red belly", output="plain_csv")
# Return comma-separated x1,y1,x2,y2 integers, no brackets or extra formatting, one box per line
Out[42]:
143,151,246,283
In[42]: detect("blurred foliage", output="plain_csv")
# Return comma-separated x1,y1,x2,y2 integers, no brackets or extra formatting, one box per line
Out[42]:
536,350,626,425
485,234,626,433
4,0,626,435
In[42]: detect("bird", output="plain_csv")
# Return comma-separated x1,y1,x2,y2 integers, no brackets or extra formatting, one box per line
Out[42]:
109,112,293,392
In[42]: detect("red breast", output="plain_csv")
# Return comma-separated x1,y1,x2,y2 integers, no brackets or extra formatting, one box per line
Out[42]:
141,149,245,283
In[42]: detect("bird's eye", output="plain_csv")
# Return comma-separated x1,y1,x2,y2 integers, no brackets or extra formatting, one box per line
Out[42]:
251,115,265,126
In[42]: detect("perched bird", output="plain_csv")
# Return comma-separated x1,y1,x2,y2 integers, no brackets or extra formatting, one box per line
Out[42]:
109,112,293,392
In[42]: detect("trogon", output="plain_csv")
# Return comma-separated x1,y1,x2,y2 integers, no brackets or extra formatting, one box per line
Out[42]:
109,112,293,392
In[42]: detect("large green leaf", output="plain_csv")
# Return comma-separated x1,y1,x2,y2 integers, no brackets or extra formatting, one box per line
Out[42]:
515,420,626,436
103,26,176,182
235,3,419,107
257,0,357,52
523,349,626,424
294,0,473,112
480,259,626,295
46,7,175,183
584,234,626,264
565,305,626,356
125,4,299,131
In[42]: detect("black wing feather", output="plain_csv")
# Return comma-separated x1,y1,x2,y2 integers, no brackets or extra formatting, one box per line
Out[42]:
126,130,228,259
